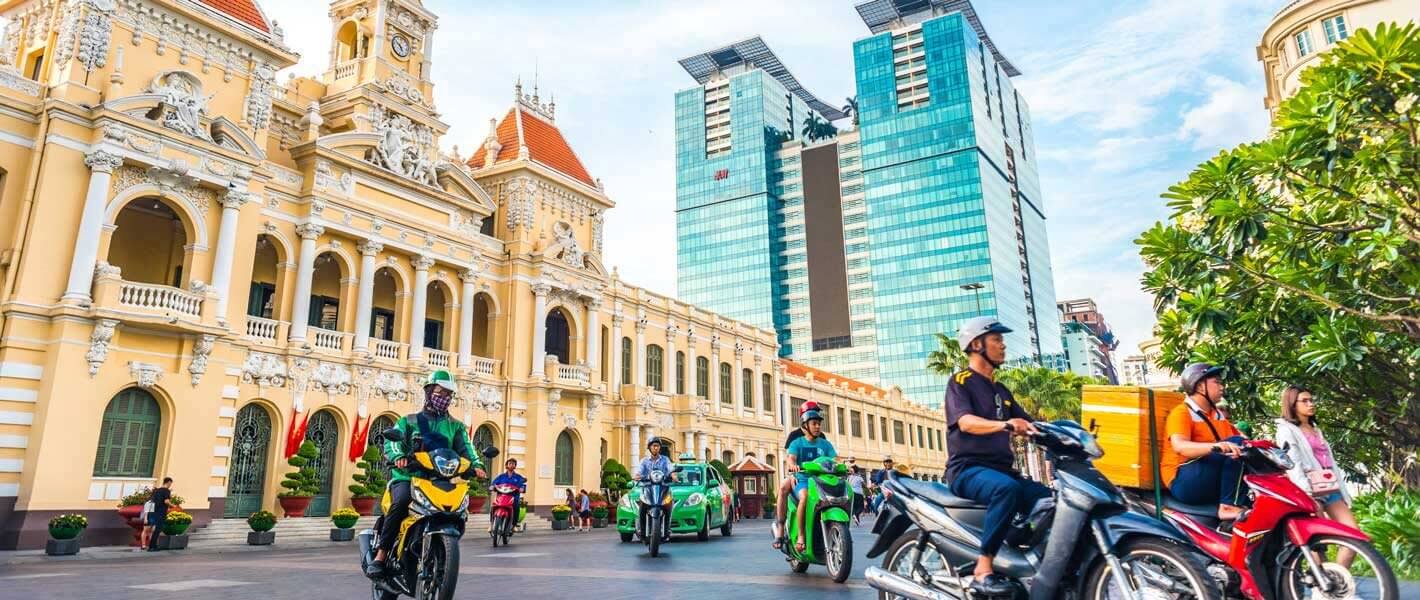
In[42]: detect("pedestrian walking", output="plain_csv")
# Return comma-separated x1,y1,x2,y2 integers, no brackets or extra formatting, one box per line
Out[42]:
1275,386,1358,565
144,477,175,551
847,467,866,525
577,489,592,532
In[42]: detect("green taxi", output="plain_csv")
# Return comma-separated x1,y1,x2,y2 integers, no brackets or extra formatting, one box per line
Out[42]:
617,453,735,542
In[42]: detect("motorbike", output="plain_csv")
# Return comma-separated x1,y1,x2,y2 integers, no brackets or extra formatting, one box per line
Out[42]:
358,427,483,600
865,420,1221,600
781,456,854,583
489,482,522,547
635,468,674,557
1125,439,1398,600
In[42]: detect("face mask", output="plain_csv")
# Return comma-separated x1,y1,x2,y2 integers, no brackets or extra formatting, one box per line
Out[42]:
424,390,452,416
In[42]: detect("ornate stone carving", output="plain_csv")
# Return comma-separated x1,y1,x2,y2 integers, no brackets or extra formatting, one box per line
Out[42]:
546,389,561,425
637,389,655,413
245,62,275,130
240,351,287,388
551,221,584,268
128,361,162,389
451,211,481,238
364,104,438,186
694,399,711,421
591,210,604,255
314,159,354,197
85,319,119,376
372,370,410,402
146,71,213,140
0,17,21,69
220,189,251,210
564,414,577,430
75,0,116,73
472,384,503,412
296,223,324,240
412,255,435,270
373,75,426,106
85,150,123,174
0,68,41,96
357,240,383,257
310,361,352,396
503,176,535,232
187,334,214,386
586,394,602,421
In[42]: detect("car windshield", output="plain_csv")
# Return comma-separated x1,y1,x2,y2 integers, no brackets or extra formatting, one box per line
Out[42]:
673,466,704,487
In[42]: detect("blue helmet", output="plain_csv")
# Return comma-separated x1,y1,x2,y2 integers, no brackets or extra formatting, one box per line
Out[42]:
801,409,824,426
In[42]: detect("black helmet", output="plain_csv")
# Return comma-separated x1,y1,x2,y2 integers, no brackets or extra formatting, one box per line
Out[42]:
1180,362,1224,394
646,436,671,450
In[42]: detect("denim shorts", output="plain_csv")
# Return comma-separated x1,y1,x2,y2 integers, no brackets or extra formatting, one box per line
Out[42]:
1317,491,1345,506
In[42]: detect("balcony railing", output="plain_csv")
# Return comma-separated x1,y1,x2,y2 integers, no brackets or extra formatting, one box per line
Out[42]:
309,327,347,353
556,363,591,386
369,339,404,361
334,61,358,80
245,316,281,343
470,356,500,377
118,281,202,318
426,349,452,369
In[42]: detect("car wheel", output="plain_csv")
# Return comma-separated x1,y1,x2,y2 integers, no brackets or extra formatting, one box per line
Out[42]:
720,517,732,537
619,531,633,543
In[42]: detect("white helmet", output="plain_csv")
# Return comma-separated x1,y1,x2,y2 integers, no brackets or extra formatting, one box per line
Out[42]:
957,316,1013,354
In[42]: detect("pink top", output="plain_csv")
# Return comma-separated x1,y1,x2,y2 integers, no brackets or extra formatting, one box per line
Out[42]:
1303,428,1334,469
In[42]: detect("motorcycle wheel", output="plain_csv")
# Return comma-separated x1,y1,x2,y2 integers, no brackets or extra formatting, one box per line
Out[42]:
649,522,662,557
790,558,810,573
413,535,460,600
1084,538,1220,600
371,580,398,600
698,510,710,541
880,528,947,600
490,516,505,547
500,533,509,546
824,521,853,584
1278,535,1398,600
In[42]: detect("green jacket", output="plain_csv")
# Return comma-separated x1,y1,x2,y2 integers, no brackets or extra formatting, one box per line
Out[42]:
384,412,480,483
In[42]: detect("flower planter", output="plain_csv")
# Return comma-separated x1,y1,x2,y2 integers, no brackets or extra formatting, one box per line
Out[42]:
330,528,355,542
551,519,570,531
592,518,607,529
117,504,144,546
155,533,189,550
278,496,312,518
469,496,487,513
248,530,275,546
162,522,191,536
45,537,81,556
48,527,83,541
350,496,377,516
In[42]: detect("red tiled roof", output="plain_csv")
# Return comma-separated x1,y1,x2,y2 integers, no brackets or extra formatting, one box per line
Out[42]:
198,0,269,33
781,359,886,398
468,105,596,188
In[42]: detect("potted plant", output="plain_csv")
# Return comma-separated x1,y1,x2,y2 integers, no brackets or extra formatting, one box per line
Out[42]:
550,504,572,530
156,511,192,550
468,476,489,513
116,487,184,546
348,446,386,516
763,484,777,519
247,510,277,545
45,514,86,556
330,507,360,541
278,441,321,517
590,501,609,528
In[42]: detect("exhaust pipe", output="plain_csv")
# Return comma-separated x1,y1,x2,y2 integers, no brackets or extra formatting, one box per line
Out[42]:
865,567,961,600
357,529,374,563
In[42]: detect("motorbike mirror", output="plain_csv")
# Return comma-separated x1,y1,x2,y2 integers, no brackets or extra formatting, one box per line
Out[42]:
380,428,406,443
481,446,501,460
1088,418,1099,434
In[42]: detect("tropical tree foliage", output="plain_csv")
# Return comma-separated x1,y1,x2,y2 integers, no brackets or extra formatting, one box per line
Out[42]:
842,96,860,126
1136,23,1419,486
801,114,838,142
925,333,969,376
996,366,1106,422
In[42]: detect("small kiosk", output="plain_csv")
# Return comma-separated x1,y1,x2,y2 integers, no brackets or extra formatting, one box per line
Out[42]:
728,455,775,519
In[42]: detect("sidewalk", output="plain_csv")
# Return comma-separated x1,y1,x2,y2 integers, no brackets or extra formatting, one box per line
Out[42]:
0,526,571,566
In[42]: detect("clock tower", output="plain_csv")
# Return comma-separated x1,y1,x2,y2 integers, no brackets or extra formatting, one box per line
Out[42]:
323,0,437,101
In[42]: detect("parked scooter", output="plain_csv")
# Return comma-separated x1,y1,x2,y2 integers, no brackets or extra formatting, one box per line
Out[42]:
1125,439,1398,600
866,420,1221,600
780,456,854,583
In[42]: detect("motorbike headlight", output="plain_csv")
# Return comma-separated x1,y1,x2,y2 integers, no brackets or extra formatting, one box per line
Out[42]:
685,493,705,507
1084,437,1105,459
434,454,460,478
411,486,436,515
662,493,673,506
650,470,665,483
457,495,469,513
1267,447,1295,470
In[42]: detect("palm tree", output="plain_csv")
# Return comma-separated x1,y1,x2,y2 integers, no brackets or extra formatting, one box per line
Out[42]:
925,333,968,376
842,96,859,126
996,366,1082,422
801,115,821,141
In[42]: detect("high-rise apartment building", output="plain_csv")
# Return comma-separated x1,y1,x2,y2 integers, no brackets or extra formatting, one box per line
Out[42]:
675,0,1060,408
1057,298,1118,383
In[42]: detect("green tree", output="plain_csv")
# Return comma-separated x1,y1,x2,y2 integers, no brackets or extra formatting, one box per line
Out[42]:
600,458,631,492
996,366,1095,422
347,445,386,498
709,459,732,484
926,333,969,376
1136,23,1420,487
800,114,838,143
842,96,859,126
279,441,321,498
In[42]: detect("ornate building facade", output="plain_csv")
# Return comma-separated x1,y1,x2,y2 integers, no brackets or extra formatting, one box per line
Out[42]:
0,0,944,549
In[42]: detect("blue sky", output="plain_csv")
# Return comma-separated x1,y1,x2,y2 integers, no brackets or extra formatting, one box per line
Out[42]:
264,0,1277,357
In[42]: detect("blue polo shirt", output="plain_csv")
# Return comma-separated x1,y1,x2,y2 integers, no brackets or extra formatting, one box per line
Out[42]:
944,369,1029,483
787,435,836,482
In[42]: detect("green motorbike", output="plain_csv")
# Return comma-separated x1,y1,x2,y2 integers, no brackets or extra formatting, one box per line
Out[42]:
781,456,854,583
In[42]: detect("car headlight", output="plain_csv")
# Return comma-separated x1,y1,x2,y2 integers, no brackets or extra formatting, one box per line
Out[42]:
434,454,460,478
685,493,705,507
619,494,633,509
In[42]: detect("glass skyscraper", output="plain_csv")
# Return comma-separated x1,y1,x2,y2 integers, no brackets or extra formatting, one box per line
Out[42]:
675,1,1060,408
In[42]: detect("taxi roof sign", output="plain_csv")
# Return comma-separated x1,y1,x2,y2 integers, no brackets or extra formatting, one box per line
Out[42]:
676,452,697,462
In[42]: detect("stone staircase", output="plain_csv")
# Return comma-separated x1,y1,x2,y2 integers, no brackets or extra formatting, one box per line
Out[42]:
188,512,552,547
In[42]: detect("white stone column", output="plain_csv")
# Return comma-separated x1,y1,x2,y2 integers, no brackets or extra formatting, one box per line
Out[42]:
586,299,601,372
530,283,550,378
711,344,722,405
665,329,676,394
287,224,324,342
775,364,785,428
353,241,382,353
610,315,624,390
63,150,124,303
408,255,433,361
734,347,745,410
630,424,641,466
457,269,476,369
714,437,723,462
698,432,709,463
634,318,646,388
684,431,695,455
686,334,699,398
209,189,251,321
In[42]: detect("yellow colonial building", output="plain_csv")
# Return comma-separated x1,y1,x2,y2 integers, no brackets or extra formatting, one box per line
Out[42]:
0,0,946,549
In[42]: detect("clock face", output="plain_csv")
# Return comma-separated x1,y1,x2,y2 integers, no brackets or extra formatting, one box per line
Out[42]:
391,34,411,59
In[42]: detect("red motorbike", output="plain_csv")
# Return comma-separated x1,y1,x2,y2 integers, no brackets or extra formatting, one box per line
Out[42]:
1129,440,1396,600
488,483,521,547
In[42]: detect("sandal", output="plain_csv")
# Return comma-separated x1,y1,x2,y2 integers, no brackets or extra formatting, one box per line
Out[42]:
771,522,784,549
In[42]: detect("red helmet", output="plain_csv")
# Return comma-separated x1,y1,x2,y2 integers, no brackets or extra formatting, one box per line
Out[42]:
800,401,820,414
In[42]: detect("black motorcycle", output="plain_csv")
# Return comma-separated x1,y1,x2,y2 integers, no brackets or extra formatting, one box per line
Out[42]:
636,469,674,557
865,420,1221,600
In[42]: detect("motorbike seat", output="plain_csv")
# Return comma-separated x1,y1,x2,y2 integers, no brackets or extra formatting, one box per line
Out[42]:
896,478,984,509
1162,494,1222,525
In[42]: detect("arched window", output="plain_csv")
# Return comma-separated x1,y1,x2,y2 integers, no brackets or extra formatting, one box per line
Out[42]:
646,344,663,391
472,424,498,453
761,373,773,413
765,453,777,472
696,357,709,398
93,388,162,477
721,450,734,464
620,337,632,387
675,352,686,395
719,362,732,405
545,310,570,364
742,368,753,408
554,431,575,486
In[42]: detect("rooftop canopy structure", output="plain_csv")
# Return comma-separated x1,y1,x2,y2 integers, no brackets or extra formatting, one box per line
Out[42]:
854,0,1020,76
678,36,848,121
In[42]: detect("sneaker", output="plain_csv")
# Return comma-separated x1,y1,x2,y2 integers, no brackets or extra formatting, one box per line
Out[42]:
364,559,387,579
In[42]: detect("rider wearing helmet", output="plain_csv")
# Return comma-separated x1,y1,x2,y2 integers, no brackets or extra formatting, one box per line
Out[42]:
1163,362,1248,520
943,316,1050,598
366,370,485,578
632,436,676,483
772,401,823,549
786,408,836,553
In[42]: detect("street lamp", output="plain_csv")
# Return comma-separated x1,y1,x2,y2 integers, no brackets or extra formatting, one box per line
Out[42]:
960,282,985,314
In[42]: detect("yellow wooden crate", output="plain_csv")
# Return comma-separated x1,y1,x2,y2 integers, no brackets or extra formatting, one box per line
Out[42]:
1081,385,1184,490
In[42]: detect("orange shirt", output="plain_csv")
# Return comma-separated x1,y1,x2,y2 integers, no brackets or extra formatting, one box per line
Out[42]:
1160,400,1241,486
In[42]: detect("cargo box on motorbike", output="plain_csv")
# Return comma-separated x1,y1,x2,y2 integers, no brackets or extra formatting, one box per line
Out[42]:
1080,385,1183,490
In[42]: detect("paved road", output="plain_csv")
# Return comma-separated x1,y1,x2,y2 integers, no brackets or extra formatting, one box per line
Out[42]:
0,520,881,599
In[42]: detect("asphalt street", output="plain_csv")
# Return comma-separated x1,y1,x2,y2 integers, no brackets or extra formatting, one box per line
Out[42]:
0,520,880,599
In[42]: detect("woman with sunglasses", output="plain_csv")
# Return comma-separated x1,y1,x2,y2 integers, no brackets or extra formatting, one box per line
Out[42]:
1274,385,1358,565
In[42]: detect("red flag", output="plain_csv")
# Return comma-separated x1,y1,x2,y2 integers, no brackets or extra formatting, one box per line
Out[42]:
285,409,310,458
348,415,369,462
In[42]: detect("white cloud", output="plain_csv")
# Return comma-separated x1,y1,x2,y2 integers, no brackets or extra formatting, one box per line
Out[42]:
1177,76,1271,150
